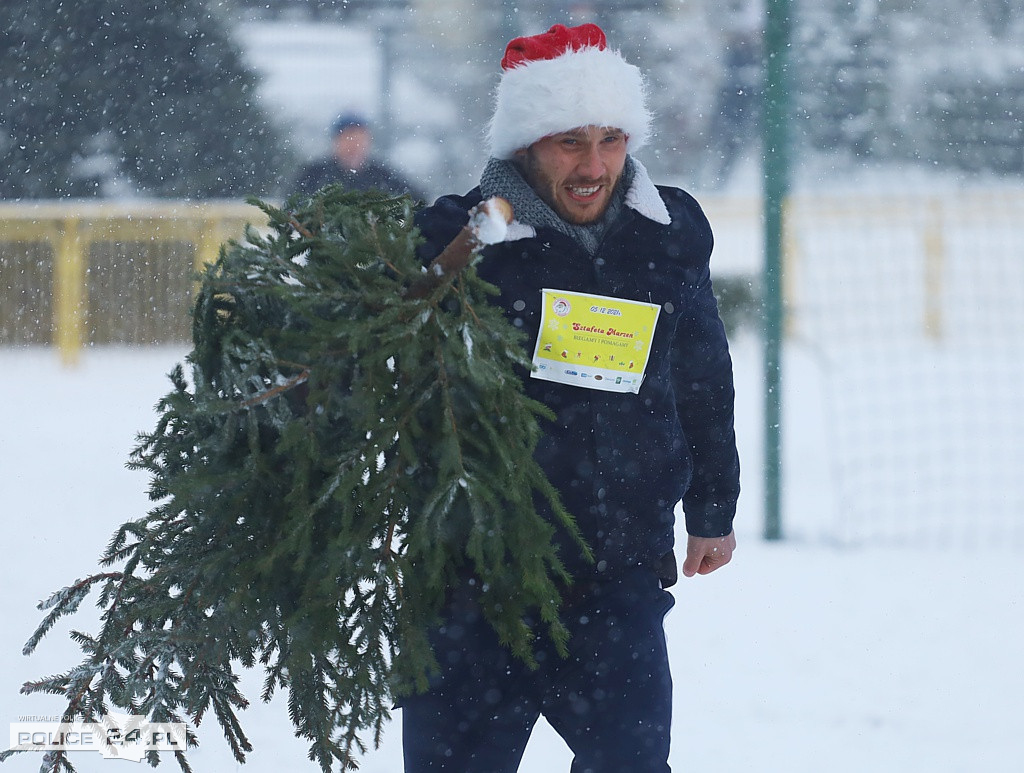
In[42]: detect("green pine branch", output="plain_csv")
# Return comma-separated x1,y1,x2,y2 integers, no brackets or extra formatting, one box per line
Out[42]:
11,185,590,772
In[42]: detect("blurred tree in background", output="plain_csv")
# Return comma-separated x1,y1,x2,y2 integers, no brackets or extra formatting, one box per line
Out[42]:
794,0,891,160
896,0,1024,176
2,0,1021,200
0,0,291,199
792,0,1024,177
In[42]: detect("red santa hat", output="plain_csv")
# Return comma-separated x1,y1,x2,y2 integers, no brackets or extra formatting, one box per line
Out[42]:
487,23,652,160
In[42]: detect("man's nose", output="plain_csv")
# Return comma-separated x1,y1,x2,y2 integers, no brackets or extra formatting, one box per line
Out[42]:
576,143,605,180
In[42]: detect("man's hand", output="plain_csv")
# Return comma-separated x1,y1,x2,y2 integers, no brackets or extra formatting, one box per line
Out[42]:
681,531,736,577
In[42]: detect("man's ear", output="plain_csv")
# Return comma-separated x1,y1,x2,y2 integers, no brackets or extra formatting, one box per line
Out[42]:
511,147,530,176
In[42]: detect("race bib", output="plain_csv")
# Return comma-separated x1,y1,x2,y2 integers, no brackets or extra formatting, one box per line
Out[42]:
531,289,661,394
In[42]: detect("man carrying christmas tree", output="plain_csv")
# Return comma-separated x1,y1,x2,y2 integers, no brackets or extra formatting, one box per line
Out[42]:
406,22,740,772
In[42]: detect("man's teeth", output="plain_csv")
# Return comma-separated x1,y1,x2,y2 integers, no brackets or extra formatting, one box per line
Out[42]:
570,185,600,196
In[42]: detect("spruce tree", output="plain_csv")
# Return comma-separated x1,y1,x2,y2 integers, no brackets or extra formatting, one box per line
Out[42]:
4,187,587,772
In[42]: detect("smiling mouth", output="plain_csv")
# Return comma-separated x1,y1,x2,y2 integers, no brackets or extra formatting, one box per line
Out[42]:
568,184,601,198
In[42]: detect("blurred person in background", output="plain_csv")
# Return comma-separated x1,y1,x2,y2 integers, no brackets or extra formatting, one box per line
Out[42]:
291,112,425,200
404,22,740,773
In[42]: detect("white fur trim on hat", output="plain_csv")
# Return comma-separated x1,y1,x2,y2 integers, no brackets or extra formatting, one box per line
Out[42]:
487,46,652,160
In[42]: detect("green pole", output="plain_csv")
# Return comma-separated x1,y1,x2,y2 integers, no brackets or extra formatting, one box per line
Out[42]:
762,0,791,540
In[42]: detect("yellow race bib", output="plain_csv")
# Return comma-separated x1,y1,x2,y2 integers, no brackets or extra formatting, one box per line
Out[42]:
531,289,661,394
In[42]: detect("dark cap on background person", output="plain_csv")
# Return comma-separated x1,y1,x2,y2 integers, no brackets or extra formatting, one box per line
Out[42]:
331,112,369,136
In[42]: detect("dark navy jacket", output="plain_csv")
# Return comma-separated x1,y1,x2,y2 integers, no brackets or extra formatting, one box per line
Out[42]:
291,157,426,201
414,174,740,579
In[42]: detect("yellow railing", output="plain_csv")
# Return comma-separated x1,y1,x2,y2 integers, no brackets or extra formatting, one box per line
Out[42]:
2,189,1022,364
0,200,265,365
777,188,1024,343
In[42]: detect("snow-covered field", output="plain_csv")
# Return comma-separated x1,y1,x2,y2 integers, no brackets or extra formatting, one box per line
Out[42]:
2,337,1022,772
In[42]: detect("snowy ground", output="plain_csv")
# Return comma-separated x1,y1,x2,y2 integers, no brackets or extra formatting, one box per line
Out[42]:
2,337,1022,772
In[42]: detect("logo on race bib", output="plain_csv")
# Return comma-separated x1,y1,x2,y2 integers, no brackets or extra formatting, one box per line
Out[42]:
552,297,572,317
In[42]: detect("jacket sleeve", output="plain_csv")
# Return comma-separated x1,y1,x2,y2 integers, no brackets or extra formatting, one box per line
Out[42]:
668,199,741,538
412,191,479,263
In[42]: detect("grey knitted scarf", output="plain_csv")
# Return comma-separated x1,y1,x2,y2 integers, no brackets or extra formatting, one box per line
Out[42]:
479,155,637,256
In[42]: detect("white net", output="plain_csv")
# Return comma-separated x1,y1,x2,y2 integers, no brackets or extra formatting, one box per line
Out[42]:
786,189,1024,547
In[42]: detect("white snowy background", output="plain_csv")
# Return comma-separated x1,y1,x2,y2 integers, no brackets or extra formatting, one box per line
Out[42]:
2,332,1022,773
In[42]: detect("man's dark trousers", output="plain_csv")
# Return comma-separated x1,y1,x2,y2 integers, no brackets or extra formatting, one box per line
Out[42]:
402,566,675,772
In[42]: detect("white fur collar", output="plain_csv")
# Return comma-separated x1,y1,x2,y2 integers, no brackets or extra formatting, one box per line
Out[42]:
624,158,672,225
501,156,671,241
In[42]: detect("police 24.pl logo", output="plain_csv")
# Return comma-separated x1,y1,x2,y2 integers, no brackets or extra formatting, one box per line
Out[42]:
9,712,187,762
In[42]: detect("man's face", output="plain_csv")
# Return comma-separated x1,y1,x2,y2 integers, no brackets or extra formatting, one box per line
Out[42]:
517,126,628,225
333,126,372,170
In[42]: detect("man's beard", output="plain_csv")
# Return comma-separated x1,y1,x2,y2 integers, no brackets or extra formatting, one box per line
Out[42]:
517,152,621,225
